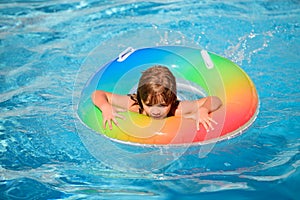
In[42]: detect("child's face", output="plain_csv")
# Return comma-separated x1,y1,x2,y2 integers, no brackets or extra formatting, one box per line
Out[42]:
141,100,172,119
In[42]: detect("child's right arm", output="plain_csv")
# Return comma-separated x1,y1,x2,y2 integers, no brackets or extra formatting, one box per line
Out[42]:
91,90,130,129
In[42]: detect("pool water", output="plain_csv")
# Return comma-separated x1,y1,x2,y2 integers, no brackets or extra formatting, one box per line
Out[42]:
0,0,299,199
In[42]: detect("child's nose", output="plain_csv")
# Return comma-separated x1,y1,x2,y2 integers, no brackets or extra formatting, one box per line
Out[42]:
150,107,161,115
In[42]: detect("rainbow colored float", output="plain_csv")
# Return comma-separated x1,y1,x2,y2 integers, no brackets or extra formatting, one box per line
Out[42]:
77,46,259,145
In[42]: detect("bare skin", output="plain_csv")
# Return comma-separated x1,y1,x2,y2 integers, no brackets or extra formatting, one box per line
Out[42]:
91,90,222,131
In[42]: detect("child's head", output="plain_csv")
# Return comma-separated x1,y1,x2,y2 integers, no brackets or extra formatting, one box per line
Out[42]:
137,65,177,118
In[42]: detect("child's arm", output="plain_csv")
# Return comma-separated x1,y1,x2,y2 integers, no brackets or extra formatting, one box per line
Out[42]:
91,90,130,129
176,96,222,131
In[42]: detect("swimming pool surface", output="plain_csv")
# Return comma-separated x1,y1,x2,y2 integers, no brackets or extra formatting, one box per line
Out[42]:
0,0,299,199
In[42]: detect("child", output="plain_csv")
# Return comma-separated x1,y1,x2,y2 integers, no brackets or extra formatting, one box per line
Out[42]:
92,65,222,131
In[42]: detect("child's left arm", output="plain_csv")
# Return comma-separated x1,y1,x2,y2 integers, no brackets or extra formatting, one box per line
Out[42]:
176,96,222,131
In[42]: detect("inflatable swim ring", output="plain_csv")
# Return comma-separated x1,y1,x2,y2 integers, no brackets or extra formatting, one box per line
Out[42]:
77,46,259,145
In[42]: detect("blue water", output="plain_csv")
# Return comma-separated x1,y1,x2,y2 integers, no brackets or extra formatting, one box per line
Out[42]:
0,0,299,199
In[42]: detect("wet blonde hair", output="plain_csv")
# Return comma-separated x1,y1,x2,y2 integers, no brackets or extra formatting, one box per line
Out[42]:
133,65,178,115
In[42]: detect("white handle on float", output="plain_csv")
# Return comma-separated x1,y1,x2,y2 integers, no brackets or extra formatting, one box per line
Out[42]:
117,47,135,62
201,50,214,69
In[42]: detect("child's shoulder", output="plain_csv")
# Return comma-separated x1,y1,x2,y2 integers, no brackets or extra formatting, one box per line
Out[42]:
127,94,140,112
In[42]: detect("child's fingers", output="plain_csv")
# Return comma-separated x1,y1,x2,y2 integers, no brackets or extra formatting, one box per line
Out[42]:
207,120,213,130
205,124,210,132
208,117,218,125
196,120,200,131
200,118,216,132
203,119,212,131
111,113,125,127
103,115,123,130
197,120,209,132
112,118,119,126
197,118,208,132
108,120,113,130
103,118,113,130
115,113,125,120
103,119,107,129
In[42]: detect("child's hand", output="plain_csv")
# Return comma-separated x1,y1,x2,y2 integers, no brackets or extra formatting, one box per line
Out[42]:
196,107,218,132
100,103,125,130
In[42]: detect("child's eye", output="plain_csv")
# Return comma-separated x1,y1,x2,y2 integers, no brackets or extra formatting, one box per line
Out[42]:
145,103,168,107
159,104,168,107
